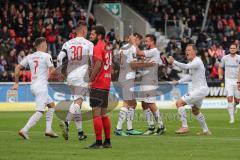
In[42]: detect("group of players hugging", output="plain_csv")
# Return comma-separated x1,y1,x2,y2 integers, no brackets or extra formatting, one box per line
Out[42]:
12,23,240,149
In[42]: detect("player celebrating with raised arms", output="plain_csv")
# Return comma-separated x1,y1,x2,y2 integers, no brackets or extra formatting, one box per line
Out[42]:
13,37,58,140
57,23,93,141
218,43,240,123
169,44,211,135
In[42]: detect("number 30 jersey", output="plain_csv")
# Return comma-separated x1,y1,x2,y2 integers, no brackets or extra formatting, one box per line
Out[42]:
57,37,94,86
91,40,112,90
20,51,53,88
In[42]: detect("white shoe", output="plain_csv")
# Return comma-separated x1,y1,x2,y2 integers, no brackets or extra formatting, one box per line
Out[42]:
143,127,155,135
175,127,189,134
196,130,212,136
45,131,59,138
229,119,235,124
18,131,29,140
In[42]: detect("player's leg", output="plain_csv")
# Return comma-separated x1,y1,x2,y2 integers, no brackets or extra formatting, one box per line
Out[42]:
142,102,155,135
73,97,87,140
234,85,240,114
175,98,189,134
63,98,87,140
227,96,234,123
226,84,235,123
234,97,239,114
45,97,58,138
148,103,165,135
19,90,46,140
60,86,87,140
192,104,211,135
125,100,143,135
86,89,105,149
100,90,112,148
114,100,129,136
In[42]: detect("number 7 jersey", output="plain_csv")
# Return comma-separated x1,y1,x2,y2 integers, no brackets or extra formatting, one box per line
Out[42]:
57,37,94,86
20,51,54,88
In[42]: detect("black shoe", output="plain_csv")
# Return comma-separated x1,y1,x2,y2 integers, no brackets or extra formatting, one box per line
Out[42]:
85,142,103,149
155,125,166,135
103,141,112,148
59,121,69,140
78,131,87,141
144,126,155,135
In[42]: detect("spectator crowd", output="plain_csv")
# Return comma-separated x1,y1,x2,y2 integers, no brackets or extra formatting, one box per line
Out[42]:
0,0,240,82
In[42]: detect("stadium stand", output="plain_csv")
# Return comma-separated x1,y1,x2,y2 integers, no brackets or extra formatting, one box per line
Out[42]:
0,0,239,82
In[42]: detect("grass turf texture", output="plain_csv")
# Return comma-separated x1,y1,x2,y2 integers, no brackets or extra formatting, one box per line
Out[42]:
0,109,240,160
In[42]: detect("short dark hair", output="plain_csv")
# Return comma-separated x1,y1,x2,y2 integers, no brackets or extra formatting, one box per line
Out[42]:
145,34,156,44
187,44,197,52
92,25,106,39
34,37,46,48
229,43,238,48
133,32,143,40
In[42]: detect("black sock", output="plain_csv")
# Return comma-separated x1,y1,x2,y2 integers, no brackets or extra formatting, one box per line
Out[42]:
96,140,102,145
104,138,111,143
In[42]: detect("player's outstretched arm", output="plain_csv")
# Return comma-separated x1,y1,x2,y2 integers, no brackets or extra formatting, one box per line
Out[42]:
12,64,24,90
169,56,199,70
178,75,191,83
130,60,156,69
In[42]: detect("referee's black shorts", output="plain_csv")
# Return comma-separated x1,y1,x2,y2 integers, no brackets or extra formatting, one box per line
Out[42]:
90,88,109,108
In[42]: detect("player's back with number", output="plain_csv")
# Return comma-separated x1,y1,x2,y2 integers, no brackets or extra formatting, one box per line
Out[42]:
20,51,53,88
62,37,93,83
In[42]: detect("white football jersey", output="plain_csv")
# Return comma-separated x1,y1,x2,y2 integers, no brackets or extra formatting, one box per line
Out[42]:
20,51,53,88
220,54,240,84
57,37,94,85
118,43,137,82
141,47,161,82
174,57,209,90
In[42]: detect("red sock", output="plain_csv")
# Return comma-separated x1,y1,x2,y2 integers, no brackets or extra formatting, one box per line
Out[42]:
102,115,111,139
93,116,103,141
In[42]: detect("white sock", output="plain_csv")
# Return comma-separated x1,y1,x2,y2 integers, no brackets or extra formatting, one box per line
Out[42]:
152,109,163,128
144,108,154,128
74,113,83,132
21,111,43,132
70,103,83,132
127,108,135,130
178,107,188,128
65,112,74,123
46,108,55,133
195,113,209,132
228,102,234,121
116,107,128,130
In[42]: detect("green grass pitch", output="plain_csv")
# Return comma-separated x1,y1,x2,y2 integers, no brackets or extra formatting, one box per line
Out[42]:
0,109,240,160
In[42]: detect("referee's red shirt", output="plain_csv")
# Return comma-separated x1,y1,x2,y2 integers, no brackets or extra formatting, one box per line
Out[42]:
91,40,111,90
